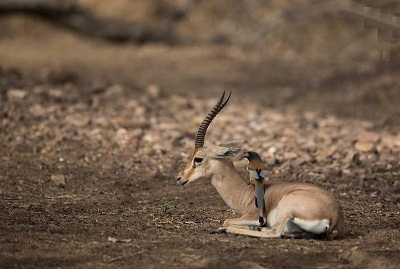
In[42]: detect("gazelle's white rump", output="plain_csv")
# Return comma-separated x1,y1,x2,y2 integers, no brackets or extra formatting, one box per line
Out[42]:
292,218,330,234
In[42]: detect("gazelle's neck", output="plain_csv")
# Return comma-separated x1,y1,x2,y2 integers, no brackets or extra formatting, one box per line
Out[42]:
210,159,254,215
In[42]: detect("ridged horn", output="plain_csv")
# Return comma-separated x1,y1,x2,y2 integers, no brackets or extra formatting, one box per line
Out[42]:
194,91,231,149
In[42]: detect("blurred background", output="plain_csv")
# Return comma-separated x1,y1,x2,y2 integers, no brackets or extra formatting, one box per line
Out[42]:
0,0,399,130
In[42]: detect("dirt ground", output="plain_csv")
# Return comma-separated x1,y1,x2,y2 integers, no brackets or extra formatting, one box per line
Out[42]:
1,2,400,269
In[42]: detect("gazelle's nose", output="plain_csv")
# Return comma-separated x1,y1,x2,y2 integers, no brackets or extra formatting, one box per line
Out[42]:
176,177,181,182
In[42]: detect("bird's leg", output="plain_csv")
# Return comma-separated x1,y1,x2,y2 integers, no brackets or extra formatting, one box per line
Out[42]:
254,180,266,227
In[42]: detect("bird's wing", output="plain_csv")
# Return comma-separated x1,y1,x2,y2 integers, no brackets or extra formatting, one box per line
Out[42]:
247,168,260,180
259,169,268,178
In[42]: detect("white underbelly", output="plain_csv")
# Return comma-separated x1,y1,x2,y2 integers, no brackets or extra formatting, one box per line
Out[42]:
266,208,278,228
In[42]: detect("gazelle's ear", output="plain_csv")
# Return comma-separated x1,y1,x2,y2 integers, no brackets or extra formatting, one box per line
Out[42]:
219,139,244,149
213,146,241,159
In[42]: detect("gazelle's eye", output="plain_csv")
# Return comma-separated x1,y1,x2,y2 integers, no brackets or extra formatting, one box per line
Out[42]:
193,157,203,165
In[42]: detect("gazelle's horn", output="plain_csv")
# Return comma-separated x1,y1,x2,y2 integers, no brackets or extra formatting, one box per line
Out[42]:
194,91,231,149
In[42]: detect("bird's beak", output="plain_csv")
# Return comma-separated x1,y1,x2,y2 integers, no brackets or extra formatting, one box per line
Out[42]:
242,151,249,159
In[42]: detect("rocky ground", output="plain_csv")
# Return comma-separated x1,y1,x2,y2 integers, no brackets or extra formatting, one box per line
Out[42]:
1,66,399,268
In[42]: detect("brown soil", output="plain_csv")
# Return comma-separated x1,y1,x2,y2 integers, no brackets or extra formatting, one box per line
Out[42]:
0,4,400,269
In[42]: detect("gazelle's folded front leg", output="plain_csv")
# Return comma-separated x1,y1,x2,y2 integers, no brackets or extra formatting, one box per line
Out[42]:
216,214,258,235
222,213,259,227
219,226,280,238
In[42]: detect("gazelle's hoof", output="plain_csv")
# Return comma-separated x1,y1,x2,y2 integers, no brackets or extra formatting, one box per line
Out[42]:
249,225,259,231
210,227,228,234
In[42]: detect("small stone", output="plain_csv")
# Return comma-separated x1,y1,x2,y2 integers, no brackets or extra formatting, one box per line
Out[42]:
274,155,283,164
322,168,342,177
48,89,64,99
146,84,160,99
107,237,118,243
357,131,380,143
283,152,297,159
114,128,130,147
337,183,348,191
7,89,26,101
300,140,317,152
267,146,277,154
291,156,309,168
359,121,374,129
239,261,267,269
105,84,124,99
264,153,276,166
51,175,65,187
29,104,47,118
355,141,374,152
107,236,131,243
345,150,361,165
66,115,89,127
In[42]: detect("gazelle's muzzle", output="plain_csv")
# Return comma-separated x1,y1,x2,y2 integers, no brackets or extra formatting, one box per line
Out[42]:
176,176,188,186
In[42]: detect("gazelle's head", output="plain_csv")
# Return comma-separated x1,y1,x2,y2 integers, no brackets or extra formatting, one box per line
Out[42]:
176,91,243,186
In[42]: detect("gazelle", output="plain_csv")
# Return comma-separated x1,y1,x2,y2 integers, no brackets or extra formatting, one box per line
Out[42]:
176,91,345,239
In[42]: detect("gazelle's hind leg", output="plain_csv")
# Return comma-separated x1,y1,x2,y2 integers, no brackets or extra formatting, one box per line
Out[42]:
221,218,320,239
220,213,322,239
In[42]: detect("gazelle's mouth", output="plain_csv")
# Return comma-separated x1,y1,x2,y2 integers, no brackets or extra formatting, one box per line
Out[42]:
177,177,189,186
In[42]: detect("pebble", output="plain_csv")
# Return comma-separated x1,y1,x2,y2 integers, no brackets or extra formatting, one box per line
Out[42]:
114,128,130,147
267,146,277,154
51,174,65,187
66,114,90,127
345,150,361,165
29,104,47,118
355,141,375,152
357,131,380,143
48,89,64,99
322,168,342,177
7,89,26,101
291,156,308,168
283,152,297,159
146,84,161,99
